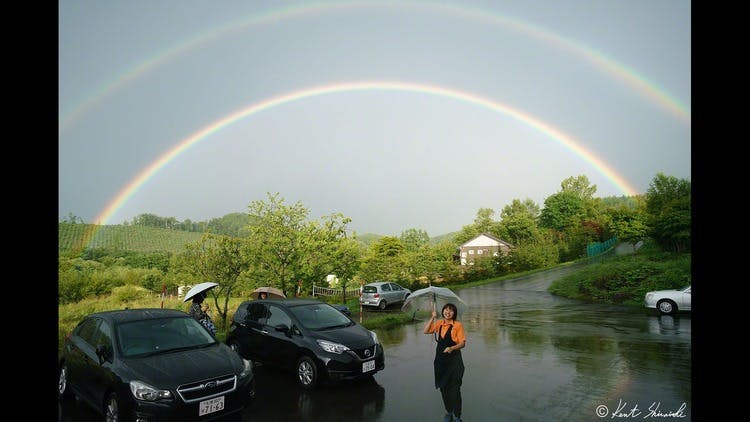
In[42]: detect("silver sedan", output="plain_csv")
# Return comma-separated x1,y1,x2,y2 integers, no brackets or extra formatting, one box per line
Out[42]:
644,285,691,315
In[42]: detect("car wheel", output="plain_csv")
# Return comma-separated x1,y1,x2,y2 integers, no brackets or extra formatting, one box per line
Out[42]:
104,392,119,422
58,364,72,399
378,300,387,310
296,356,318,389
657,299,677,315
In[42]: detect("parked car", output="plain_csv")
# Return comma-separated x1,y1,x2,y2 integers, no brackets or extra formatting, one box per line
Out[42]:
332,304,352,316
226,299,384,389
644,285,691,315
58,308,256,421
359,281,411,310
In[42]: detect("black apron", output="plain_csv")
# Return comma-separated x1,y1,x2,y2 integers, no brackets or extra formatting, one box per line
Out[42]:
434,323,465,389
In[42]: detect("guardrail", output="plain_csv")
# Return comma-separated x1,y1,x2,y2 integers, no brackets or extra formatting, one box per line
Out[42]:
586,236,618,257
311,284,360,298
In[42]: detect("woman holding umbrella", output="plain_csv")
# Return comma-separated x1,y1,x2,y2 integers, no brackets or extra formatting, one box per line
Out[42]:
424,303,466,422
184,283,219,335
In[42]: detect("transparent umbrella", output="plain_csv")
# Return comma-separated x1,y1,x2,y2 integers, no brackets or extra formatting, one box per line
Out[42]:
401,286,468,315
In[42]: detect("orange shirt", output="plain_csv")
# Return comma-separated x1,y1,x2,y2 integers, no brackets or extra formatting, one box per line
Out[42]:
427,319,466,344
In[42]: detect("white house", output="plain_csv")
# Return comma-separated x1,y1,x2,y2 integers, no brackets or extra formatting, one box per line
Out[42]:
458,233,513,265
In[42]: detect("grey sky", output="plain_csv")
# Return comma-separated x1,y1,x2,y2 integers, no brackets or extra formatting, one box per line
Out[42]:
59,0,690,236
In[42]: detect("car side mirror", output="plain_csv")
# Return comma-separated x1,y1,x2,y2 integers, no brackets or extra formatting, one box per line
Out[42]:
274,324,291,336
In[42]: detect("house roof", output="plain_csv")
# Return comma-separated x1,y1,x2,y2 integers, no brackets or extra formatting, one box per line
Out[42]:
459,232,513,248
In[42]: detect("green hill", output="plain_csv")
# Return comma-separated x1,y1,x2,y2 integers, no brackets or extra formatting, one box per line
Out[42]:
59,223,460,255
59,223,204,254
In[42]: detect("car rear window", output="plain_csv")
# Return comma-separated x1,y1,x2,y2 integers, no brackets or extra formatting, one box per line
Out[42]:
363,286,378,293
233,303,249,323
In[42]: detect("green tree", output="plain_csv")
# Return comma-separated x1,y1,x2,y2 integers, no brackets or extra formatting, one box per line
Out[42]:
498,198,542,245
507,234,559,271
645,173,691,252
176,233,249,328
560,174,597,200
61,212,84,224
207,212,255,237
400,228,430,252
453,208,501,245
539,190,585,232
243,193,310,297
357,236,407,283
294,212,358,301
608,204,649,253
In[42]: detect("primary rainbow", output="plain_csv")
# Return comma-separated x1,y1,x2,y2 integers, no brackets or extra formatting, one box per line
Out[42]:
89,80,638,245
59,0,689,131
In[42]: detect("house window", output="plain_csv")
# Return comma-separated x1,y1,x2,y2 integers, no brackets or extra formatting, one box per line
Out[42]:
469,250,474,255
461,252,467,257
477,250,483,255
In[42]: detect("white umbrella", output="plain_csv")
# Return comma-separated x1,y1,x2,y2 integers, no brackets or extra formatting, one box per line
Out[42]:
182,282,219,302
401,286,468,315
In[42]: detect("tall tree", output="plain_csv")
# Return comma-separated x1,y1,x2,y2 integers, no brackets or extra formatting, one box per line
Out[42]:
244,193,310,296
560,174,597,200
607,203,649,253
539,190,585,231
357,236,407,283
295,212,357,299
645,173,691,252
498,198,542,245
176,233,249,328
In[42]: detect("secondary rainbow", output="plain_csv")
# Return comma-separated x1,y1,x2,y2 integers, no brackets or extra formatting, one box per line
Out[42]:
90,80,638,239
60,1,689,131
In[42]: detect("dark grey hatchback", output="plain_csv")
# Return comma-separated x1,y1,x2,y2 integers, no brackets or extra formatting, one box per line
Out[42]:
58,308,255,421
226,299,384,389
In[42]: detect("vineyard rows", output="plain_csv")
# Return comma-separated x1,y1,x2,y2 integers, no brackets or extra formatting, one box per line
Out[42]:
59,223,204,254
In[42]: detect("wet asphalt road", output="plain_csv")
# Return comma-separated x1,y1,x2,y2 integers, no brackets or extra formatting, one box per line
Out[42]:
59,264,691,421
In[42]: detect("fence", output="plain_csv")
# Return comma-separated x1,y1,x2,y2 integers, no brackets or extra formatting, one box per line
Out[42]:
586,236,618,257
311,283,361,298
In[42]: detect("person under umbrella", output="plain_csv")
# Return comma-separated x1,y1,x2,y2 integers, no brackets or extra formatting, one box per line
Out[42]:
424,302,466,422
188,291,216,334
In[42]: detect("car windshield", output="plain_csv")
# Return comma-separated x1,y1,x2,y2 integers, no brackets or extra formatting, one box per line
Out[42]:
363,286,378,293
117,316,216,357
289,303,353,330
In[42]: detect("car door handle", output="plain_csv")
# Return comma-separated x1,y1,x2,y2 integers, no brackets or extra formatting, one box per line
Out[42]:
260,330,269,335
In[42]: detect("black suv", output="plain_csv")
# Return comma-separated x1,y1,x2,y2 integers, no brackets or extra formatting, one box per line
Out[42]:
226,299,384,389
59,308,255,421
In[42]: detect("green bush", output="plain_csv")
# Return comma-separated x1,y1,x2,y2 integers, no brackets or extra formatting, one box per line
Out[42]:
112,285,152,303
549,249,690,306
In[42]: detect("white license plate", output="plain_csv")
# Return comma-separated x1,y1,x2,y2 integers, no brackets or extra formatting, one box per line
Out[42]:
362,359,375,373
199,396,225,416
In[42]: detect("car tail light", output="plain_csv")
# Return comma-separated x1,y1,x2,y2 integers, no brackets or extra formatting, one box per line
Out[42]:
373,293,379,298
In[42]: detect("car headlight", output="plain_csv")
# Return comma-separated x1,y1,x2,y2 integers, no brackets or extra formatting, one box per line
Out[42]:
130,380,172,401
317,339,351,354
239,358,253,379
369,330,379,345
645,293,653,301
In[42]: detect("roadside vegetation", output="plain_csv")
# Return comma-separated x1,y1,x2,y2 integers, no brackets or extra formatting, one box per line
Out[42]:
549,241,690,306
